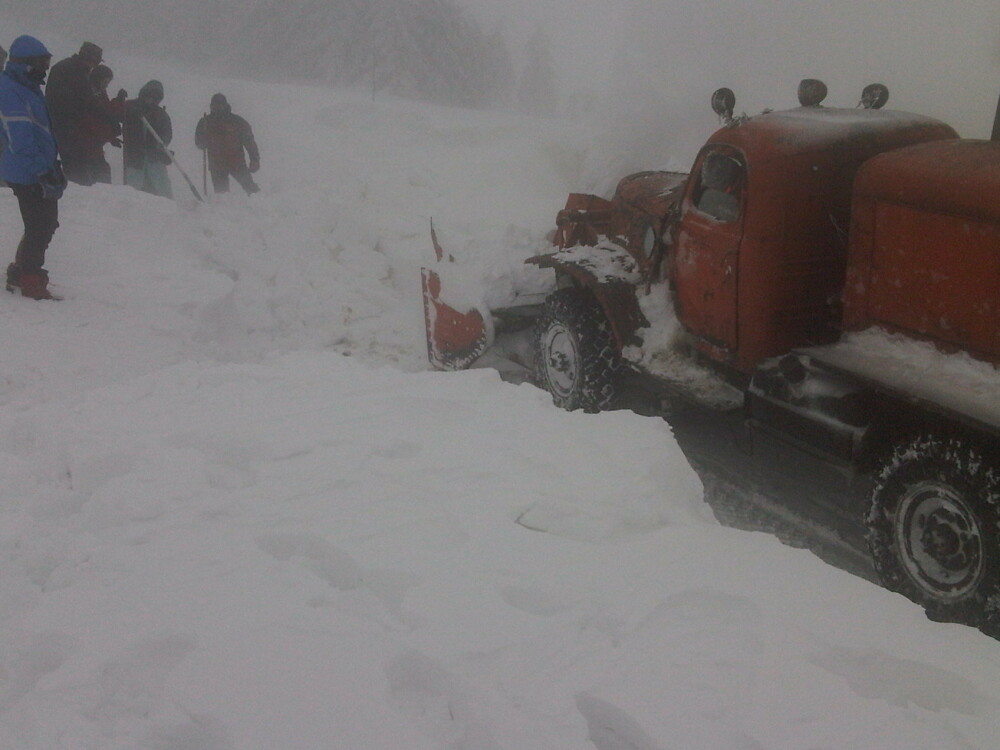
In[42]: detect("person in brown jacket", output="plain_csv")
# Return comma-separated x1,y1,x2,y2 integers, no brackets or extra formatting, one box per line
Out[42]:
45,41,104,184
195,93,260,195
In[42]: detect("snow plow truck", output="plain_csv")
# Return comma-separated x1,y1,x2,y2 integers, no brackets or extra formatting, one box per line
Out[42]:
421,81,1000,630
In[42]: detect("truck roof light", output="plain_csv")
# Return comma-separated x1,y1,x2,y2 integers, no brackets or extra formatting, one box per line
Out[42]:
797,79,828,107
859,83,889,110
711,87,736,122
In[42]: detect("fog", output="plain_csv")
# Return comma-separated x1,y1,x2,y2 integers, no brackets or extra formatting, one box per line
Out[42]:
7,0,1000,183
467,0,999,182
3,5,1000,748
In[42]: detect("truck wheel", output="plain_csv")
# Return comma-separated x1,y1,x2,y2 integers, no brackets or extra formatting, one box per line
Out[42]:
866,434,1000,625
534,287,620,412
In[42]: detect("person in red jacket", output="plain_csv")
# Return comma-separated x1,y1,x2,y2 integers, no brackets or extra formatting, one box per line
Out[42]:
195,93,260,195
76,64,125,185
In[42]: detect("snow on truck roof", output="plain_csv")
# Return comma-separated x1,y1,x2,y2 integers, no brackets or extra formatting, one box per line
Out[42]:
706,106,957,159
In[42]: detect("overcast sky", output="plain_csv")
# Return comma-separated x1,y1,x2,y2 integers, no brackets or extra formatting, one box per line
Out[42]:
463,0,998,137
459,0,1000,178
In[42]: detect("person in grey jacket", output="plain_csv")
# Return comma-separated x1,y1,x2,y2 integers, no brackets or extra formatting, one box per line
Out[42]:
122,79,173,198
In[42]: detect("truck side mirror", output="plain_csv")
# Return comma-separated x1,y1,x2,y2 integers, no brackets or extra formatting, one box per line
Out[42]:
797,79,828,107
859,83,889,110
711,88,736,122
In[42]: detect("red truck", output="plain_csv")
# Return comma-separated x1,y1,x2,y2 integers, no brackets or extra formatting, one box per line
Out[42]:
422,82,1000,629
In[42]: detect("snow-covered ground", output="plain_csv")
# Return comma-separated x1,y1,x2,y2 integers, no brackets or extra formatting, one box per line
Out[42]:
3,33,1000,750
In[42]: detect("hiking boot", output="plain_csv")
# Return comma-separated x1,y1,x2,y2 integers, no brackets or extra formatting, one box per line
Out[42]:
17,269,60,300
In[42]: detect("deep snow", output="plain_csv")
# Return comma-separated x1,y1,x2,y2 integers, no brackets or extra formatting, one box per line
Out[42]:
3,24,1000,750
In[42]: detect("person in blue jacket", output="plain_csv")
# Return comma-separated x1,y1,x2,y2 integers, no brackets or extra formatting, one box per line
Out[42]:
0,35,67,300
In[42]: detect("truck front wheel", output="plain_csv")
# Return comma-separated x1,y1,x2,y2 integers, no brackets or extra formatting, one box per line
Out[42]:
534,288,620,412
866,434,1000,626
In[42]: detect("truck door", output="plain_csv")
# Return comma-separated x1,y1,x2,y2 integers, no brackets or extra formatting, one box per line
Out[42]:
674,148,746,355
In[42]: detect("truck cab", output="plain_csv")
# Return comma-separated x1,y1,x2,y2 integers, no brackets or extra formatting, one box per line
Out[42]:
671,107,956,373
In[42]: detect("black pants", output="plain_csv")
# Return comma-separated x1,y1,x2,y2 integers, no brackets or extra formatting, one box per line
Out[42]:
76,155,112,186
10,183,60,272
59,137,91,186
211,165,259,195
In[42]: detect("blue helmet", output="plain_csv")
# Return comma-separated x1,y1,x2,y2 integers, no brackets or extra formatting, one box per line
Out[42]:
8,35,51,61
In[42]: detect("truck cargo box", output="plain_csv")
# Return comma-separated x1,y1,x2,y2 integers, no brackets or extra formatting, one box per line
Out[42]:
844,139,1000,365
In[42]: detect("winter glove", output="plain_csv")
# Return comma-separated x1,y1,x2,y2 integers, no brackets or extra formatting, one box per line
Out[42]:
116,88,128,102
38,164,67,201
248,158,260,173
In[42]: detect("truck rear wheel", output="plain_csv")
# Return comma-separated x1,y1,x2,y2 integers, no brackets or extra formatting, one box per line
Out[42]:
866,434,1000,625
534,288,620,412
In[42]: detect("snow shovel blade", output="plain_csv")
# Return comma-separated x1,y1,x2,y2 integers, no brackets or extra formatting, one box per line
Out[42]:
421,266,490,371
140,115,203,202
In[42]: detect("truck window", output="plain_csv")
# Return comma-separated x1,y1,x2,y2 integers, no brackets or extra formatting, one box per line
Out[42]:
695,152,744,222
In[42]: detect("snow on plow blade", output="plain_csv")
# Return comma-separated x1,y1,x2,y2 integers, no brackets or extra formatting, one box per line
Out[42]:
421,223,492,370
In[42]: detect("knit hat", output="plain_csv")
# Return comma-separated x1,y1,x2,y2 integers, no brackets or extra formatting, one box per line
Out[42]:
91,64,113,84
79,41,103,64
139,79,164,103
210,93,231,115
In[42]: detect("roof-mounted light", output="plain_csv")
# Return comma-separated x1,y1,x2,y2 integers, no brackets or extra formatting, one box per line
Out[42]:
859,83,889,109
797,79,828,107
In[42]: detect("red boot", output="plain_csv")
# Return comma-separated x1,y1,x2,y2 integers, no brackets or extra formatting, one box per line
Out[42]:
16,269,61,301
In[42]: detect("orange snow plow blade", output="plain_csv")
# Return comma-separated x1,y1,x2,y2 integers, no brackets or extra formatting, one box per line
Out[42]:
421,267,490,370
421,222,491,370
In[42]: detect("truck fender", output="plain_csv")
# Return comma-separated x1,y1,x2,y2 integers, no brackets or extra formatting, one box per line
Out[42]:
526,251,648,350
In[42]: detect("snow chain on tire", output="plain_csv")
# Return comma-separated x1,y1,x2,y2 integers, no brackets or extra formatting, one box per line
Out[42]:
866,434,1000,628
533,287,621,412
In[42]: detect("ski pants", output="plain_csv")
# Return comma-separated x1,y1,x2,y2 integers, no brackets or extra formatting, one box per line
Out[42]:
10,183,59,272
